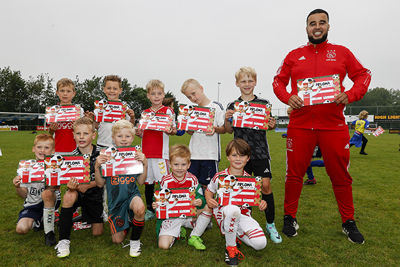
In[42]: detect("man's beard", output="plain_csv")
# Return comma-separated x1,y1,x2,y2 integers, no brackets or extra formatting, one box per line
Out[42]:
308,32,328,44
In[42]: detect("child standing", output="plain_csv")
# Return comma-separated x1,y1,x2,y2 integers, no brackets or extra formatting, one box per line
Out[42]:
154,144,209,250
48,78,82,154
205,139,267,266
96,75,135,149
350,110,373,155
224,67,281,243
95,120,147,257
181,79,225,192
55,117,104,258
13,134,60,235
136,80,176,221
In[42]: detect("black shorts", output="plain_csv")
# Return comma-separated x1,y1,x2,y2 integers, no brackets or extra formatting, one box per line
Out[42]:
244,158,272,179
188,160,218,186
74,192,103,224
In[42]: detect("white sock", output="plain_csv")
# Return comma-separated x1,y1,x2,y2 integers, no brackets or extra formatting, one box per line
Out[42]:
190,211,212,237
181,219,194,229
223,206,240,247
43,207,55,234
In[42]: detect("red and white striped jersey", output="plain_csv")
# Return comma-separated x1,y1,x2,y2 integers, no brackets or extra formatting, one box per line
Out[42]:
160,172,198,189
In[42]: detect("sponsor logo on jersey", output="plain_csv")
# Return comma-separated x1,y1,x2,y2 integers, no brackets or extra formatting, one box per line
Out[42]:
110,175,136,185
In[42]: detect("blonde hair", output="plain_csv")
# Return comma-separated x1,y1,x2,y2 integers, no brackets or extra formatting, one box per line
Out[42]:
33,134,54,147
235,66,257,82
169,144,191,162
181,79,201,94
73,117,96,132
56,78,75,91
359,110,369,120
103,75,122,88
112,120,135,136
146,79,165,93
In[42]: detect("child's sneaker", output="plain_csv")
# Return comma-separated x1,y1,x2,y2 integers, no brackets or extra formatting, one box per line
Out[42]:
266,222,282,243
144,210,155,221
55,239,70,258
342,220,365,244
282,215,299,237
45,231,57,246
304,178,317,185
129,240,142,257
225,246,244,266
188,235,206,250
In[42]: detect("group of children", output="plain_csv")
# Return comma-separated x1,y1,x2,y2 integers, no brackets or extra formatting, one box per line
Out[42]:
13,67,282,265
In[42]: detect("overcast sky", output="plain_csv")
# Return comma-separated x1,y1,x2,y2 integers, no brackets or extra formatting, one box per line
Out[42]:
1,0,399,114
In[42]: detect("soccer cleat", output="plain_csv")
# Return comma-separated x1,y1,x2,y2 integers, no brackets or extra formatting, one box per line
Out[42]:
282,215,299,237
188,235,206,250
342,220,365,244
55,239,70,258
359,151,368,155
225,246,244,266
304,178,317,185
45,231,57,246
129,240,142,257
144,210,155,221
266,223,282,243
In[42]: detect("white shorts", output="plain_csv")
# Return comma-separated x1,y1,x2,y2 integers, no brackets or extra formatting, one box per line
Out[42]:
213,206,262,236
146,158,169,184
159,218,192,237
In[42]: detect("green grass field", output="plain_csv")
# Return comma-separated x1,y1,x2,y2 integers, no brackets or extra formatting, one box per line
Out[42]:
0,130,399,266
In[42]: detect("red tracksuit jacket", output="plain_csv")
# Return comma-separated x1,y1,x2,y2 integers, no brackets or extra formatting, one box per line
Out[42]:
273,41,371,130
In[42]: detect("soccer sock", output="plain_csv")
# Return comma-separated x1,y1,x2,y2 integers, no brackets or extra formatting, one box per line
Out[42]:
145,184,155,212
181,219,194,229
224,207,239,247
190,211,212,237
59,207,74,240
263,193,275,224
43,207,55,234
130,219,144,241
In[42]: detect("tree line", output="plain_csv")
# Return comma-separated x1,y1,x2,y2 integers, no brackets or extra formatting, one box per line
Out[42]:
0,67,179,118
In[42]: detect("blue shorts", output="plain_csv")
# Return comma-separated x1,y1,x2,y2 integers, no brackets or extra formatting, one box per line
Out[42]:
188,160,218,186
18,199,61,223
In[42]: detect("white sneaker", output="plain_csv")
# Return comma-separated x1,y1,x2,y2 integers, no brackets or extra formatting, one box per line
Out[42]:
129,240,142,257
55,239,70,258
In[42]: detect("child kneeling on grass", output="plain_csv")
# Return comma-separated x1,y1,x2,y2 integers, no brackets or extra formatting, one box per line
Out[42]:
95,120,148,258
205,138,267,266
13,134,61,237
55,117,104,258
154,144,210,250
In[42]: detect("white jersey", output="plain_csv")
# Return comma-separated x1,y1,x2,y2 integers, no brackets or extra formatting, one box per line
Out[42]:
189,101,225,161
20,182,45,208
97,113,131,147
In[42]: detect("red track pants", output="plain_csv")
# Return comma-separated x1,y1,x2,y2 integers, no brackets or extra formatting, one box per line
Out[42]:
285,128,354,223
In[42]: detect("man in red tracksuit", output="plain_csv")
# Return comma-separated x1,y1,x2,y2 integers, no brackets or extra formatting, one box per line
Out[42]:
273,9,371,244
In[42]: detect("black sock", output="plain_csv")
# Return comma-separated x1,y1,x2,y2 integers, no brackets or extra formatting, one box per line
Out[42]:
130,219,144,240
145,184,155,212
59,207,74,240
263,193,275,224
